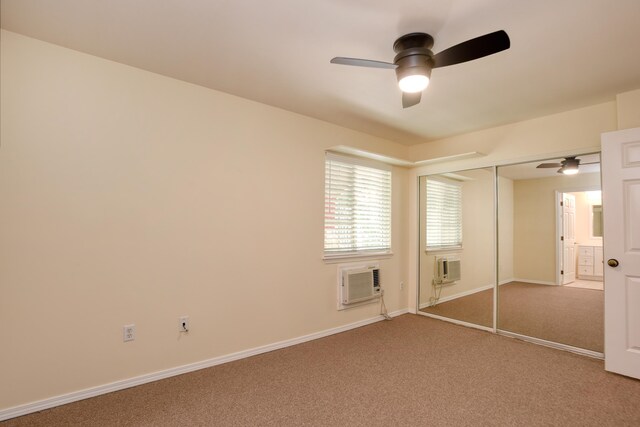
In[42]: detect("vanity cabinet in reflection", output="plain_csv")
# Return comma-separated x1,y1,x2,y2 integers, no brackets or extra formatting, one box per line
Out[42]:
577,245,603,280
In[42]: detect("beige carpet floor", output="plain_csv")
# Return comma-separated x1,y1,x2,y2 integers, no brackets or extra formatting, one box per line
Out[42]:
4,314,638,426
421,282,603,352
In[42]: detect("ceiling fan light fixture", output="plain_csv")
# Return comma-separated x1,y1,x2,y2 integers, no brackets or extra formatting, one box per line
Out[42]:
394,48,432,94
398,74,430,93
562,165,579,175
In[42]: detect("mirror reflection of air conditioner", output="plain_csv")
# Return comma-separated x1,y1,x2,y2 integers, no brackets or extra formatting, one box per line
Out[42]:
341,266,381,305
436,257,461,284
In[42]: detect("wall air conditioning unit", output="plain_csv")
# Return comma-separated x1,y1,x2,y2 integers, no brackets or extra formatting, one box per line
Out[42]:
436,257,461,284
341,265,381,305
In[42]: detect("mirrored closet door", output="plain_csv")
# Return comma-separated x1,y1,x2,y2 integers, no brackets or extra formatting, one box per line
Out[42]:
418,167,495,329
496,154,603,353
417,154,604,355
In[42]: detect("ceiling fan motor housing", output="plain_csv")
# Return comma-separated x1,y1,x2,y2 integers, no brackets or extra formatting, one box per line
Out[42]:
562,157,580,167
394,48,434,83
393,32,434,52
393,33,435,84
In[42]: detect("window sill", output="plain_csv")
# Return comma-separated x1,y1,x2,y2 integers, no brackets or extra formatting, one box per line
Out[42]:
323,252,393,264
425,248,463,256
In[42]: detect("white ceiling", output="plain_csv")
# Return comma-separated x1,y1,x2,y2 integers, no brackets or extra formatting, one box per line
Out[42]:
2,0,640,145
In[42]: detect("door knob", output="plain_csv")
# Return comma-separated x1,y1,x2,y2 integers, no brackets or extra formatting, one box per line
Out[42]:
607,259,620,267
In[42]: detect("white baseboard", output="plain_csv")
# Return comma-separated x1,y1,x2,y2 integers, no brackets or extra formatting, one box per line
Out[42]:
419,284,493,309
0,308,409,422
417,278,555,310
512,278,558,286
417,311,494,333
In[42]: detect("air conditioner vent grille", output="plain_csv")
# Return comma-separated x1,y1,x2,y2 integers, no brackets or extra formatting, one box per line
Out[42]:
340,266,381,306
348,272,375,301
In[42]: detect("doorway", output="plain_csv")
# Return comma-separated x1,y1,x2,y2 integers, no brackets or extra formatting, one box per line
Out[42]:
557,190,603,291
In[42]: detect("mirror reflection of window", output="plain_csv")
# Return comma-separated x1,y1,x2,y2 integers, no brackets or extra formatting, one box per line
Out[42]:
426,177,462,251
418,168,494,329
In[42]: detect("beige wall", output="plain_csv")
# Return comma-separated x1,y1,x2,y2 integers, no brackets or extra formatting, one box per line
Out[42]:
0,31,410,410
512,173,600,283
408,101,617,169
419,168,494,306
617,89,640,130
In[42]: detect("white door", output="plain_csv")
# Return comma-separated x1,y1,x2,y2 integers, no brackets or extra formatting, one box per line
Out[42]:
602,127,640,380
562,193,576,284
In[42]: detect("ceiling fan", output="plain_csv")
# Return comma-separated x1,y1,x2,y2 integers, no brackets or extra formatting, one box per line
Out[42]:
536,156,599,175
330,30,510,108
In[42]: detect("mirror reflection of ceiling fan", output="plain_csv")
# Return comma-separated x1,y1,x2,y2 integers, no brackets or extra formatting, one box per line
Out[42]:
536,156,599,175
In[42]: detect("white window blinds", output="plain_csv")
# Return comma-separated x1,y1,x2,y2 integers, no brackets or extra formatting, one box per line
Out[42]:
324,154,392,257
426,178,462,251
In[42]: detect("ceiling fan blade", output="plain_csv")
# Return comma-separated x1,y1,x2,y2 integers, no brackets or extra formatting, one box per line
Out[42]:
536,163,563,168
330,57,397,69
402,92,421,108
432,30,510,69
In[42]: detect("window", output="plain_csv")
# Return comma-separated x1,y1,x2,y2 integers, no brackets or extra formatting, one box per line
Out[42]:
324,153,392,258
426,177,462,251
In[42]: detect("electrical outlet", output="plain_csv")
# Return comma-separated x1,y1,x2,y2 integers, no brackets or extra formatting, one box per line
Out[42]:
400,281,405,290
179,316,189,333
123,324,135,342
